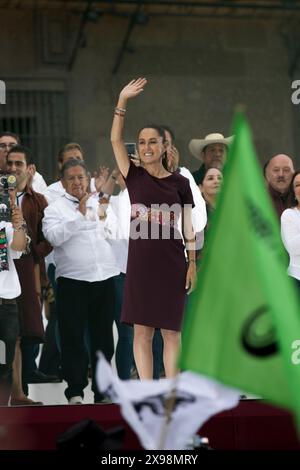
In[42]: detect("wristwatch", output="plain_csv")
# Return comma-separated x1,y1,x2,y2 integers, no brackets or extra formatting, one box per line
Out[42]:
13,221,27,232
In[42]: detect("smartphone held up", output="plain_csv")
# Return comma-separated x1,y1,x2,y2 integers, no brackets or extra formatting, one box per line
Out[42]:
125,142,137,157
125,142,140,167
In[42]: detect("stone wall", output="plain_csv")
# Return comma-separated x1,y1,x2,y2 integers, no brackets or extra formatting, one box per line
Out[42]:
1,9,299,179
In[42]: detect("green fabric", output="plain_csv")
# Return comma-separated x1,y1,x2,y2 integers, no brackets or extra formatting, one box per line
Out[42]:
180,112,300,428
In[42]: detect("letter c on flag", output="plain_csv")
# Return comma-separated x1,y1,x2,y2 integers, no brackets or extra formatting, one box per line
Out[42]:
241,306,278,357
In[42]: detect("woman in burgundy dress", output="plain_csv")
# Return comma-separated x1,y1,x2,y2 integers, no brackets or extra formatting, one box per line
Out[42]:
111,78,196,379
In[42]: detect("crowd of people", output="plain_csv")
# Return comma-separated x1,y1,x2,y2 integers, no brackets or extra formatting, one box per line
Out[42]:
0,78,297,406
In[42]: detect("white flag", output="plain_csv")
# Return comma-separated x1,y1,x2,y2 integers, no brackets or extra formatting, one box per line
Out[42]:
96,353,240,450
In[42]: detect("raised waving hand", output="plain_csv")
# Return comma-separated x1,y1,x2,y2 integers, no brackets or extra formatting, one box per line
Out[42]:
119,78,147,101
111,78,147,178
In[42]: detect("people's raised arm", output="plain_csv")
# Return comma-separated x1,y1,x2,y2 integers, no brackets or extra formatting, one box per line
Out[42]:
9,191,26,252
111,78,147,178
100,168,120,196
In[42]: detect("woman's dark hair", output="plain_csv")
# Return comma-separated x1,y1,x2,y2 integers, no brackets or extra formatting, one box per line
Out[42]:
198,166,222,186
137,125,168,171
289,170,300,207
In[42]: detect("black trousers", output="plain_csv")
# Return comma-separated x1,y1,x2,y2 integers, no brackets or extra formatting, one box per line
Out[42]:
56,277,115,401
0,302,19,405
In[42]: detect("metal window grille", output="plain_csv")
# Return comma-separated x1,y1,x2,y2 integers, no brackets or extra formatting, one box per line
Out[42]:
0,89,69,183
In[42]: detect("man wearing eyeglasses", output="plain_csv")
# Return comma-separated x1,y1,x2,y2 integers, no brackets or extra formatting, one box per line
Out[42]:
0,132,47,193
0,132,19,170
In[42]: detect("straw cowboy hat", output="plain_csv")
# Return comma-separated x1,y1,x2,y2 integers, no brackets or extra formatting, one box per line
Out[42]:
189,133,234,161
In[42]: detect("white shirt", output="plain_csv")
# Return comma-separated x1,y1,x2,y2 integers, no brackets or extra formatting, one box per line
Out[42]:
42,193,119,282
90,177,96,193
0,221,22,299
281,207,300,280
179,167,207,234
32,171,47,194
108,189,131,274
42,181,65,267
43,180,65,204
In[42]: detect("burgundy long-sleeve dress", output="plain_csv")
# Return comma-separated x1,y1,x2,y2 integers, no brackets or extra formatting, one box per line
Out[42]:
121,162,194,332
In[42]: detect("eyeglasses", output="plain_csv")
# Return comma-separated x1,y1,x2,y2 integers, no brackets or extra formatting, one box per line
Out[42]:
0,143,17,150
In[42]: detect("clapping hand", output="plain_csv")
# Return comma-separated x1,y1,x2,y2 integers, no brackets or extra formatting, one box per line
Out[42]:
94,166,110,192
111,167,120,178
167,146,179,172
27,163,36,187
78,193,90,216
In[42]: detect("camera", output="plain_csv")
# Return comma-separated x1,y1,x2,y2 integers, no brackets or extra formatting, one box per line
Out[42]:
0,174,17,222
125,142,137,157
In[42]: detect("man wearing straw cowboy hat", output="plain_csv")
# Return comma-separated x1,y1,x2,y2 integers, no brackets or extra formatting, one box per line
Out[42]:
189,133,234,185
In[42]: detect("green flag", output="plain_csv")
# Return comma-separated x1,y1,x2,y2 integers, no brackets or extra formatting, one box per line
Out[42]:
180,112,300,425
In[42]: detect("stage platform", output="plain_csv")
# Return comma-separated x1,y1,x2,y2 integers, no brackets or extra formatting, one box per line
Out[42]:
0,400,299,451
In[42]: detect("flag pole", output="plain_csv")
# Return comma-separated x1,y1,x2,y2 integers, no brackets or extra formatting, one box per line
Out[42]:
157,374,180,450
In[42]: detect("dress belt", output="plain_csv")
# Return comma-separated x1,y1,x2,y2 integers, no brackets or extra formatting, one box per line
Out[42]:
131,207,177,228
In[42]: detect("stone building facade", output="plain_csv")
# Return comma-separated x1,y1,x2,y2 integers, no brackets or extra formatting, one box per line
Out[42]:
1,3,300,181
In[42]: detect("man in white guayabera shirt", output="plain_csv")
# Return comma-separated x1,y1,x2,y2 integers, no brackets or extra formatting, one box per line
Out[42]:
42,159,119,404
43,142,84,204
0,193,26,405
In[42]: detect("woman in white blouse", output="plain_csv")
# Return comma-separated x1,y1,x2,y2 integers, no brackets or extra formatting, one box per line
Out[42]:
281,170,300,285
